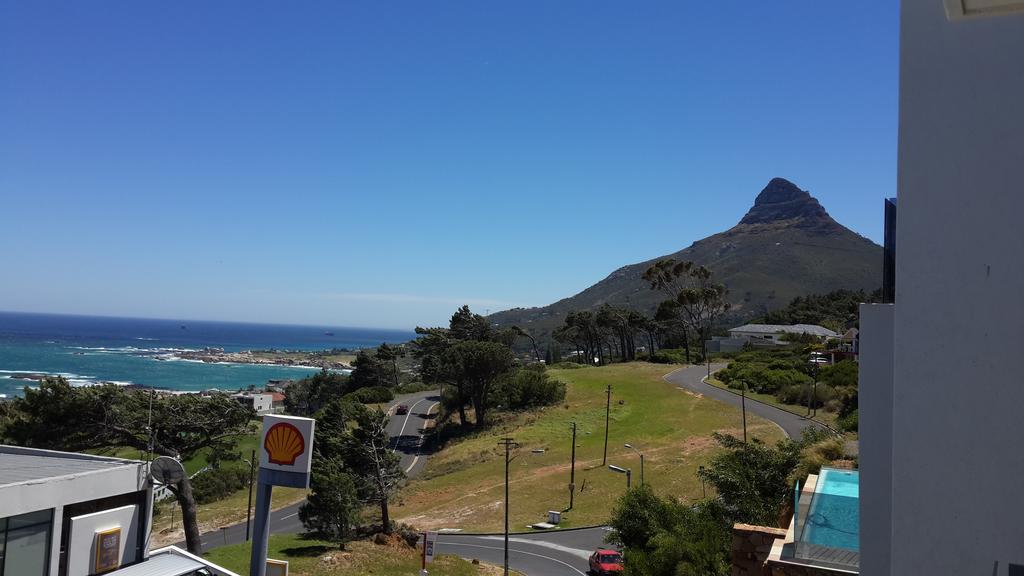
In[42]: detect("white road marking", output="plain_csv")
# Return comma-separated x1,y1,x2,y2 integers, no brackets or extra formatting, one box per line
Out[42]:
403,401,439,473
439,541,587,575
478,536,591,560
282,512,298,520
397,398,428,440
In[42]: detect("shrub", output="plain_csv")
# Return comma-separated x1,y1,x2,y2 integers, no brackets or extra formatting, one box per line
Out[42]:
837,409,858,433
343,386,394,404
494,368,566,410
397,382,435,394
191,466,251,504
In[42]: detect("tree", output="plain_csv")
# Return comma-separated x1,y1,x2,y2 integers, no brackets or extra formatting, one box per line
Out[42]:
374,343,405,387
412,305,515,427
607,484,731,576
284,369,349,416
349,350,385,390
345,406,404,533
697,433,802,525
298,457,361,546
441,340,514,426
4,378,252,554
644,259,731,363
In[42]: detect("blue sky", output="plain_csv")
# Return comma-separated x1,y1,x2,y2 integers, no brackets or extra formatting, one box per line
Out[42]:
0,1,898,330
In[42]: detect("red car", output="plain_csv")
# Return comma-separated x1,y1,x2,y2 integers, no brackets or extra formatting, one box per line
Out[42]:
396,404,409,415
588,549,623,575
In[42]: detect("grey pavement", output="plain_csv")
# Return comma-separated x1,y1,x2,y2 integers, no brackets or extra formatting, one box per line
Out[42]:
435,526,611,576
663,363,827,440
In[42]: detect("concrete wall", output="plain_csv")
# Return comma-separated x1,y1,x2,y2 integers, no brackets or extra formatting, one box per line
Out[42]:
892,2,1024,573
66,505,140,576
857,304,893,576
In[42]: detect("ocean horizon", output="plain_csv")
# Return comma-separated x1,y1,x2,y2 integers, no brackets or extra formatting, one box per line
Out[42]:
0,311,416,397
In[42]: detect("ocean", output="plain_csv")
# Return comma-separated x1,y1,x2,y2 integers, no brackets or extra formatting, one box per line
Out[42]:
0,311,415,397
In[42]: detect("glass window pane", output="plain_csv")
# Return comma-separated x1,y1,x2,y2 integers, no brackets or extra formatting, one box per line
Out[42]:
5,523,50,576
8,510,51,530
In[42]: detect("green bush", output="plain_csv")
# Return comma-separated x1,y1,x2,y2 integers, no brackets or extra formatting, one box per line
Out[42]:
494,368,566,410
397,382,436,394
837,409,858,433
343,386,394,404
549,361,585,369
191,466,251,504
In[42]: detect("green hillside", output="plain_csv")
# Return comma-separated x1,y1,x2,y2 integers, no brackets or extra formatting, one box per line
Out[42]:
490,178,881,341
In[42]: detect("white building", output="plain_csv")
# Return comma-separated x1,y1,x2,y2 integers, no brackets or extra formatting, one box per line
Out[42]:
231,392,275,415
708,323,839,352
0,445,237,576
860,1,1024,575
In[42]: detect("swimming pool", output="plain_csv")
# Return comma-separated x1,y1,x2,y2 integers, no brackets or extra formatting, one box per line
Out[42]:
801,468,859,551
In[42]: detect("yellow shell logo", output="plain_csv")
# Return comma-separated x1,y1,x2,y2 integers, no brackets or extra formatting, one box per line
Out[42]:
264,422,305,466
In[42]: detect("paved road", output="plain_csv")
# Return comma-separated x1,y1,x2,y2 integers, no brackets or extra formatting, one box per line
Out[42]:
435,527,611,576
187,390,439,551
663,363,826,440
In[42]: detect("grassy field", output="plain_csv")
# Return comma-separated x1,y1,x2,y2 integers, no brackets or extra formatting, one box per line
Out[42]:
393,363,784,532
706,376,839,428
204,533,517,576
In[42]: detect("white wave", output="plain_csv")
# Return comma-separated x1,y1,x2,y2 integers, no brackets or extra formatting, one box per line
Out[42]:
135,337,158,341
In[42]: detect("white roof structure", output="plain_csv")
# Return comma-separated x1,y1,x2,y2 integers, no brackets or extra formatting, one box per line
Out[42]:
729,323,839,338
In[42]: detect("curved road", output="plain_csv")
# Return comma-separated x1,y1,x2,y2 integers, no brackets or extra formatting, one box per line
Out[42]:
435,527,610,576
190,390,439,551
663,363,826,440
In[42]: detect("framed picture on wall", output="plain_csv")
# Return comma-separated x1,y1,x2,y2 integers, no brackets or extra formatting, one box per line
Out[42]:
94,527,121,574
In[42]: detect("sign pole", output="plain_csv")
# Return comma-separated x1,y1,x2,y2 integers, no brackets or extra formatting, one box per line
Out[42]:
249,480,273,576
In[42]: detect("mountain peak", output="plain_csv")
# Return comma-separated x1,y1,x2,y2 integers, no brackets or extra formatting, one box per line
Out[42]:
739,178,832,226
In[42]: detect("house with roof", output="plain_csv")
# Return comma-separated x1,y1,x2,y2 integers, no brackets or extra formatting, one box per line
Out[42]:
707,323,839,352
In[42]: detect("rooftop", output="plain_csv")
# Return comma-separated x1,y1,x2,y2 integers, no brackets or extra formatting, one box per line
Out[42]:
0,445,142,488
729,323,839,338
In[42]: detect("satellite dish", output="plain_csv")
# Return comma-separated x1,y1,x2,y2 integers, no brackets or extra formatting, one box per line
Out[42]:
151,456,185,485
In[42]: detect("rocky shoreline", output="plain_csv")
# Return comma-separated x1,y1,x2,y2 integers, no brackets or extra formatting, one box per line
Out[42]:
165,348,353,370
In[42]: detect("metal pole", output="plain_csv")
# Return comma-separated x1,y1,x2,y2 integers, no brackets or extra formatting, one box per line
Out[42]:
699,466,706,498
497,438,517,576
741,381,748,444
245,449,255,542
811,362,819,418
249,480,273,576
569,422,576,510
602,385,611,466
626,469,631,490
640,454,644,486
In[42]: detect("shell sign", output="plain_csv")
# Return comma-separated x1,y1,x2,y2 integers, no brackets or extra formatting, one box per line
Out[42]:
259,415,315,476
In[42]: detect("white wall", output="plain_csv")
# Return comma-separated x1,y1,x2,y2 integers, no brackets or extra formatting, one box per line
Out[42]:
66,505,140,576
892,2,1024,573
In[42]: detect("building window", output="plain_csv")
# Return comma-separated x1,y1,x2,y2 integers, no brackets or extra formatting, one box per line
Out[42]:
0,509,53,576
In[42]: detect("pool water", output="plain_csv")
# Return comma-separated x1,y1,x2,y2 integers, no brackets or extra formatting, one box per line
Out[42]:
802,468,860,551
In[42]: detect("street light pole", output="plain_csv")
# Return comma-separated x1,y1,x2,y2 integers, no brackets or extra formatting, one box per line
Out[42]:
699,465,706,498
602,385,611,466
498,438,519,576
569,422,577,510
608,465,631,490
624,443,645,486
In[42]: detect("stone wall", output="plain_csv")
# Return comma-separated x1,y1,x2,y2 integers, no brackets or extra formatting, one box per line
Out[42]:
732,524,787,576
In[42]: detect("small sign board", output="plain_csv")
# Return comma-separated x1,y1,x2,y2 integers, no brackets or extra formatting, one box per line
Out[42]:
266,558,289,576
260,415,315,476
424,532,437,563
94,527,121,574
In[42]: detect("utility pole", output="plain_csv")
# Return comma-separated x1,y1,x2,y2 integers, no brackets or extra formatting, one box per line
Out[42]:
811,360,819,418
602,385,611,466
245,449,256,541
569,422,577,510
498,438,519,576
